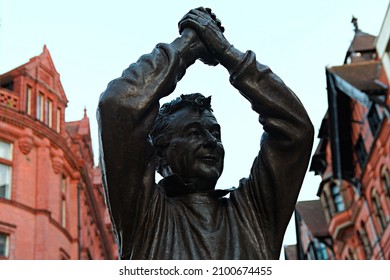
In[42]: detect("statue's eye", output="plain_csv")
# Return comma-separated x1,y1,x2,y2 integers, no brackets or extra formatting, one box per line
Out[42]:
188,129,200,137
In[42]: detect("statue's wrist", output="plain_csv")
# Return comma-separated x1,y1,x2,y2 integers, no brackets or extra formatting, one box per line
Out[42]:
219,44,245,73
171,29,202,67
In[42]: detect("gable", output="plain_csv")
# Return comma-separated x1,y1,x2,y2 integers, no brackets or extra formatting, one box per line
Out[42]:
23,45,68,104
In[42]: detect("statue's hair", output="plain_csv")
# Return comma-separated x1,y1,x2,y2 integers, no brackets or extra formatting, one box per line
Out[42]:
150,93,213,174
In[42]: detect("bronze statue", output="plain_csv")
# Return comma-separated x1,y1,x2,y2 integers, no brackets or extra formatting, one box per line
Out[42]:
97,7,314,259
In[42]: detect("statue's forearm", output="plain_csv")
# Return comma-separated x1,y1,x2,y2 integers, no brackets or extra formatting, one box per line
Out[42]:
218,45,246,74
171,28,205,68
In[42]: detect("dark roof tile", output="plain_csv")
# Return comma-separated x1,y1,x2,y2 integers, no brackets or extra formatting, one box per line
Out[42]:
329,61,384,92
348,31,376,53
296,200,329,237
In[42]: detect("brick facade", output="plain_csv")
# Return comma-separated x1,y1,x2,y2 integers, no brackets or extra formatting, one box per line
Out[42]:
0,46,118,259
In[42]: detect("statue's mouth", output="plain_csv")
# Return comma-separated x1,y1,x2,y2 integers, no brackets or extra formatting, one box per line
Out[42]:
199,155,218,163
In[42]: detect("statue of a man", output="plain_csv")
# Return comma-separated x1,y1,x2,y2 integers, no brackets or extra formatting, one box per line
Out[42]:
97,7,314,259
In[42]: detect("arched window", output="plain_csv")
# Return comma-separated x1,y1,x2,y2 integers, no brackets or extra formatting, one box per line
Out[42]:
371,189,387,234
357,222,372,259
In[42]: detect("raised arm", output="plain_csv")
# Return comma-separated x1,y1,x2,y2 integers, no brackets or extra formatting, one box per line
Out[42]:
181,8,314,258
97,27,210,258
228,52,314,257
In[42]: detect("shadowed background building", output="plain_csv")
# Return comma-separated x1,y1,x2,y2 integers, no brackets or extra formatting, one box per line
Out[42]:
285,5,390,260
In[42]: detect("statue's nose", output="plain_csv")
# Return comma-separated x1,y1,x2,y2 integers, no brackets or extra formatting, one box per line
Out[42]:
203,131,217,148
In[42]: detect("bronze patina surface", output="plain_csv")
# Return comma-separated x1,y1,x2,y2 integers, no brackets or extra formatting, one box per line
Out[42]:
97,7,314,259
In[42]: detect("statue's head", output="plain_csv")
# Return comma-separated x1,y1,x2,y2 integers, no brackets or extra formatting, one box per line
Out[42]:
150,93,225,191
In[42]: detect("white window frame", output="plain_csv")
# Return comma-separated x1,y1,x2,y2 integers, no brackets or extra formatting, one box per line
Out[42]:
37,92,44,121
45,98,52,127
0,140,13,200
0,233,9,258
56,107,61,133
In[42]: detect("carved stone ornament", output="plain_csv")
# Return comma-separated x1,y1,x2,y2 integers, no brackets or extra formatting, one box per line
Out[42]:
18,128,34,155
50,147,64,174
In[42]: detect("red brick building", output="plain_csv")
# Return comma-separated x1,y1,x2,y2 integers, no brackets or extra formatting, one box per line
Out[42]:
286,7,390,260
0,46,117,259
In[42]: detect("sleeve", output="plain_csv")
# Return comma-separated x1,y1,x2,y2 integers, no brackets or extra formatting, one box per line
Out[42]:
229,51,314,258
96,43,188,259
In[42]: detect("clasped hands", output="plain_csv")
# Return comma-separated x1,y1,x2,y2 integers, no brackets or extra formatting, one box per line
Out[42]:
178,7,231,66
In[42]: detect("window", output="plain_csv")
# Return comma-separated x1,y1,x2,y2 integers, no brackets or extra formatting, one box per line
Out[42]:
357,222,372,259
367,104,381,136
321,192,333,221
0,233,9,257
314,240,329,260
331,183,345,213
61,176,67,228
0,140,12,199
56,108,61,133
25,86,32,115
306,240,330,260
45,99,52,127
355,135,368,168
371,189,387,234
37,92,44,121
306,243,315,260
61,200,66,228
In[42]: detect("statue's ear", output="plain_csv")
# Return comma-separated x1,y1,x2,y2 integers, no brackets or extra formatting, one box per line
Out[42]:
155,146,171,177
155,157,173,177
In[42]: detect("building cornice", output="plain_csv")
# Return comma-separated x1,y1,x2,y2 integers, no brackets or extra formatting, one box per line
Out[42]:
0,105,80,175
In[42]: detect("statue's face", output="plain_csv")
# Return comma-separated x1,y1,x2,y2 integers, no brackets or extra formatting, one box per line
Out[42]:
164,107,225,190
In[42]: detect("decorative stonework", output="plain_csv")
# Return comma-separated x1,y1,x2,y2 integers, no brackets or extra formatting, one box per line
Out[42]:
18,128,34,155
39,70,52,87
50,147,64,174
0,88,19,110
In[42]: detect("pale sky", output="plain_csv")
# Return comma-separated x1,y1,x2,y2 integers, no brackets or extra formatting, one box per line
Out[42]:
0,0,389,259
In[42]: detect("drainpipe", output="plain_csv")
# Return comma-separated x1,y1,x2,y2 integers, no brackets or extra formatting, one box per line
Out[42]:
77,183,82,260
